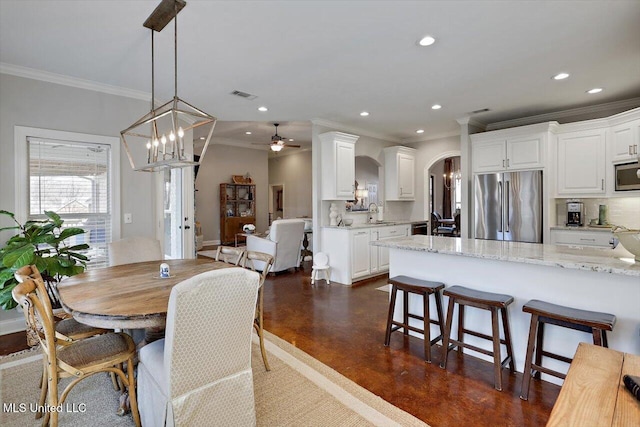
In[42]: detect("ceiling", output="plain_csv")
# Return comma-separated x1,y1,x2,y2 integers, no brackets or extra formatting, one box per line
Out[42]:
2,1,640,150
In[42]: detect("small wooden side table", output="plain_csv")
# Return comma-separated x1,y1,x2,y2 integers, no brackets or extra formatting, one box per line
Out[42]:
547,342,640,426
235,232,263,247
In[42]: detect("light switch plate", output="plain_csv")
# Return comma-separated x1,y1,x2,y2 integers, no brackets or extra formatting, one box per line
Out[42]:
124,213,132,224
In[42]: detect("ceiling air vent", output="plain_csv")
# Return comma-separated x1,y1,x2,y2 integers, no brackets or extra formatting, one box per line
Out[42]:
230,90,257,100
471,108,491,114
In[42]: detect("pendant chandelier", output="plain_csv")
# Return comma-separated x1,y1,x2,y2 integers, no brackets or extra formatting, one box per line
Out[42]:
120,0,216,172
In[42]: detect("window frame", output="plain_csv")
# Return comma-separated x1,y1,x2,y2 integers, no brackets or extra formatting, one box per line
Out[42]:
14,126,121,248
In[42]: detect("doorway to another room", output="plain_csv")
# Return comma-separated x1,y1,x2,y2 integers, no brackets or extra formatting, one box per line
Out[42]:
269,184,284,225
427,155,461,236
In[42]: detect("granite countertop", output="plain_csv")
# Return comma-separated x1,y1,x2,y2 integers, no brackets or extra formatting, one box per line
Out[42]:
322,220,423,230
371,235,640,277
550,225,614,233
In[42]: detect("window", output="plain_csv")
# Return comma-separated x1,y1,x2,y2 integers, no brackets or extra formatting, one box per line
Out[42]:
15,127,120,269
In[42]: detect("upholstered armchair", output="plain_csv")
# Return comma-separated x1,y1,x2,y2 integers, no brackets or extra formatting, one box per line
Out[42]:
137,268,260,427
245,219,305,273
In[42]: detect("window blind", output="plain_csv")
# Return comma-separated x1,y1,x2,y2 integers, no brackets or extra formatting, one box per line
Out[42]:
28,137,112,269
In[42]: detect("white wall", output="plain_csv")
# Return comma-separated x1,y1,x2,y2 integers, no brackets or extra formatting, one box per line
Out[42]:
195,144,269,242
268,150,312,219
0,73,156,326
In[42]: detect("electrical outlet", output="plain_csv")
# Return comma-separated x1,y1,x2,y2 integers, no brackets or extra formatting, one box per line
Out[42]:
124,213,132,224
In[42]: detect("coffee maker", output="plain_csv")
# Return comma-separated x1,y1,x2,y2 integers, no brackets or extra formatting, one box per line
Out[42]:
566,202,584,227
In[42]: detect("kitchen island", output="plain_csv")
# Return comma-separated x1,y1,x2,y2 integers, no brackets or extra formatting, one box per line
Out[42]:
371,235,640,384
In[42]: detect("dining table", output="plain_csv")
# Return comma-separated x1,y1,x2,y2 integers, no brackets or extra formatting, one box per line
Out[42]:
58,259,233,330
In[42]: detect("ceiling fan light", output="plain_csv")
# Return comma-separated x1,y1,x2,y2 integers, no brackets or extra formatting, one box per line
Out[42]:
271,144,283,152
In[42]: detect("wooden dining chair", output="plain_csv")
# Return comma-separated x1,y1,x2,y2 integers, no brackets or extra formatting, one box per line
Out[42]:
12,277,141,427
242,250,275,371
14,265,112,419
214,245,245,265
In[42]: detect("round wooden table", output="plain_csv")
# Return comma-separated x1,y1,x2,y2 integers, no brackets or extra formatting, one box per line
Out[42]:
58,259,233,330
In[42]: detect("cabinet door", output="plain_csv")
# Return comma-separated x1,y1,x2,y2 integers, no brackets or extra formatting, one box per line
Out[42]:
473,140,507,173
611,120,640,162
557,129,606,195
335,141,356,198
397,153,415,198
550,229,612,248
507,136,543,169
369,230,379,273
351,230,371,279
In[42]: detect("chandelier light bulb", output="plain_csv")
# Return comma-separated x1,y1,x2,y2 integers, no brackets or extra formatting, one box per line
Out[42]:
169,131,176,141
178,127,184,138
146,141,152,149
153,139,159,147
161,135,167,144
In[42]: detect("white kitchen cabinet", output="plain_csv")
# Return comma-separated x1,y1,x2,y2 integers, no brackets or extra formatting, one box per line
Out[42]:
384,146,416,200
472,135,544,173
320,131,358,200
556,128,606,195
350,229,371,279
550,228,613,248
373,225,410,271
611,119,640,163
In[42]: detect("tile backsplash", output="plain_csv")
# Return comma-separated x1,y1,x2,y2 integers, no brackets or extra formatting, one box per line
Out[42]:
556,197,640,229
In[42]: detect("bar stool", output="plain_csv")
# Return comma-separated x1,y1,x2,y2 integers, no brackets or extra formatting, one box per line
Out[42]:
519,299,616,400
440,285,515,391
384,275,446,363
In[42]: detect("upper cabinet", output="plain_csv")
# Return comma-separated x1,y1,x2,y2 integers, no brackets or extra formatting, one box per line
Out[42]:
472,129,547,173
320,131,358,200
610,118,640,163
556,127,607,196
384,146,416,200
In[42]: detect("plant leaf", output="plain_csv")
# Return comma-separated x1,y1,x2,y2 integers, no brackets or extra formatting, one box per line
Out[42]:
59,228,85,241
61,244,90,252
64,251,89,261
0,269,16,287
2,244,35,268
45,211,62,227
0,284,18,310
0,226,20,233
0,210,16,218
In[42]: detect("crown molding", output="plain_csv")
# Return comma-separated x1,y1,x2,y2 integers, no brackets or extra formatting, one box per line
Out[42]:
0,62,150,101
311,118,401,143
486,97,640,131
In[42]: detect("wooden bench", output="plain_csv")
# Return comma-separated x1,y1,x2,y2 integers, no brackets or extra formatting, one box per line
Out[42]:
547,342,640,426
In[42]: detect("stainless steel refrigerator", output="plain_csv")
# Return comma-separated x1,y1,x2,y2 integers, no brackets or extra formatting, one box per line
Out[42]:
474,170,543,243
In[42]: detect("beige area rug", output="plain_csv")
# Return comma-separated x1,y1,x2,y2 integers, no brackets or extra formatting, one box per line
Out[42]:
376,284,391,292
1,332,427,427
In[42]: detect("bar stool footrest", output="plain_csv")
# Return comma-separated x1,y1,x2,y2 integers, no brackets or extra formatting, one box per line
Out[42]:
531,363,567,380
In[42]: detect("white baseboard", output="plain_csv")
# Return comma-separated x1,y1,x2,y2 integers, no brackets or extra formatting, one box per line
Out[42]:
0,318,26,335
203,240,220,247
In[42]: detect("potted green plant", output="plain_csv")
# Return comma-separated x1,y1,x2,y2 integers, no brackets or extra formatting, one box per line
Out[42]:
0,210,89,311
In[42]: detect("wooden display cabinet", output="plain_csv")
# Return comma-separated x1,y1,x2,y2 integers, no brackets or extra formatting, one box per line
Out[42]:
220,183,256,245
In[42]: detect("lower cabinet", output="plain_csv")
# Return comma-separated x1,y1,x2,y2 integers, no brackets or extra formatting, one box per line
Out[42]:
550,228,613,248
321,224,411,285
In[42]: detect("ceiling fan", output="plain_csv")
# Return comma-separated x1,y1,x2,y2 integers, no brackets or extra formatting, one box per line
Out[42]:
254,123,301,152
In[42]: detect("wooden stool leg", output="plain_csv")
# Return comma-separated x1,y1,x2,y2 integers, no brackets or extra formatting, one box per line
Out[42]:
491,307,503,391
440,297,456,369
457,304,465,352
403,289,409,336
534,321,545,380
384,285,398,346
520,314,539,400
500,307,516,373
592,328,604,346
423,292,432,363
602,330,608,348
434,290,446,343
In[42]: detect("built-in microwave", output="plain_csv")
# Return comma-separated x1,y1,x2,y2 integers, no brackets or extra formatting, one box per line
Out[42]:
615,162,640,191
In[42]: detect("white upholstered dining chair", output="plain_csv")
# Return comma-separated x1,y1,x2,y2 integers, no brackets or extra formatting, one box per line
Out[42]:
108,236,162,266
137,268,260,427
245,219,305,273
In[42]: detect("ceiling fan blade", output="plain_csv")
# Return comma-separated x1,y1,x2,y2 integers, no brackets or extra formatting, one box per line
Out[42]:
284,144,301,148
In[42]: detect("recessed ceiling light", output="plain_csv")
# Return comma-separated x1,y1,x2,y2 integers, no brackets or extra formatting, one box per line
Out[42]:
199,137,205,140
416,129,425,134
360,111,369,117
418,36,436,46
553,72,570,80
288,139,294,142
587,88,603,94
245,131,252,135
257,106,268,112
431,104,442,110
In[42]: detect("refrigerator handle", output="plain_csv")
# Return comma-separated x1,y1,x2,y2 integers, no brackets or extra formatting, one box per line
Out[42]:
498,181,503,233
505,180,510,233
